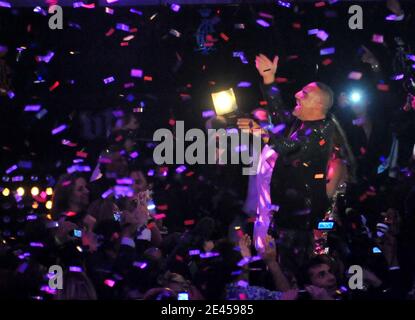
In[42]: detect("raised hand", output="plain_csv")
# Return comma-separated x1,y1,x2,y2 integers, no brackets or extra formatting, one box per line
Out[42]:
255,54,279,84
239,234,252,258
260,235,277,264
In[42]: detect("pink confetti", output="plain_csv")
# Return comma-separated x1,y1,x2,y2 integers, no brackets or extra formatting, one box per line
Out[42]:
154,213,166,220
372,34,384,44
104,279,116,287
49,81,60,91
170,3,180,12
259,12,273,19
348,72,363,80
131,69,143,78
105,28,115,37
184,219,195,226
220,33,229,41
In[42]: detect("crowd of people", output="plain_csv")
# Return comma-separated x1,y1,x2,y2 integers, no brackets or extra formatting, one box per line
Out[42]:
0,75,414,299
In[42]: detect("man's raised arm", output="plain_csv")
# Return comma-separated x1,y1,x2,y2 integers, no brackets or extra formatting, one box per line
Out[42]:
256,54,292,125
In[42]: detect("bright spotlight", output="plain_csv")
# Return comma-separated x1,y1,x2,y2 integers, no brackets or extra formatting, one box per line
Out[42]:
17,187,25,197
2,188,10,197
31,187,40,196
350,91,362,104
211,88,238,116
45,200,52,210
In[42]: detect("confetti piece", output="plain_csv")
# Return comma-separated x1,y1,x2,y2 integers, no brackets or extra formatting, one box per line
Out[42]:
81,2,95,9
104,279,115,287
116,178,133,185
319,139,326,146
130,69,143,78
30,242,44,248
101,189,113,199
67,165,91,174
200,252,220,259
116,23,130,32
259,12,273,19
234,23,245,29
184,219,195,226
308,29,319,35
315,1,326,8
256,19,270,28
69,266,83,272
130,8,143,15
314,173,325,179
49,81,60,91
372,34,384,44
316,30,329,41
176,165,187,174
292,22,301,29
175,255,184,261
105,28,115,37
237,82,251,88
377,84,389,91
34,6,47,16
320,47,335,56
277,0,291,8
36,51,55,63
62,139,77,147
147,169,155,177
169,29,181,38
348,72,363,80
202,110,215,118
103,76,115,84
24,104,41,112
51,124,67,135
276,77,288,83
322,58,332,66
0,1,11,8
130,151,139,158
7,91,15,99
170,4,180,12
157,204,168,211
189,249,200,256
6,164,18,174
391,74,404,80
143,76,153,81
154,214,166,220
105,7,114,15
220,33,229,41
133,262,147,269
76,151,88,158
